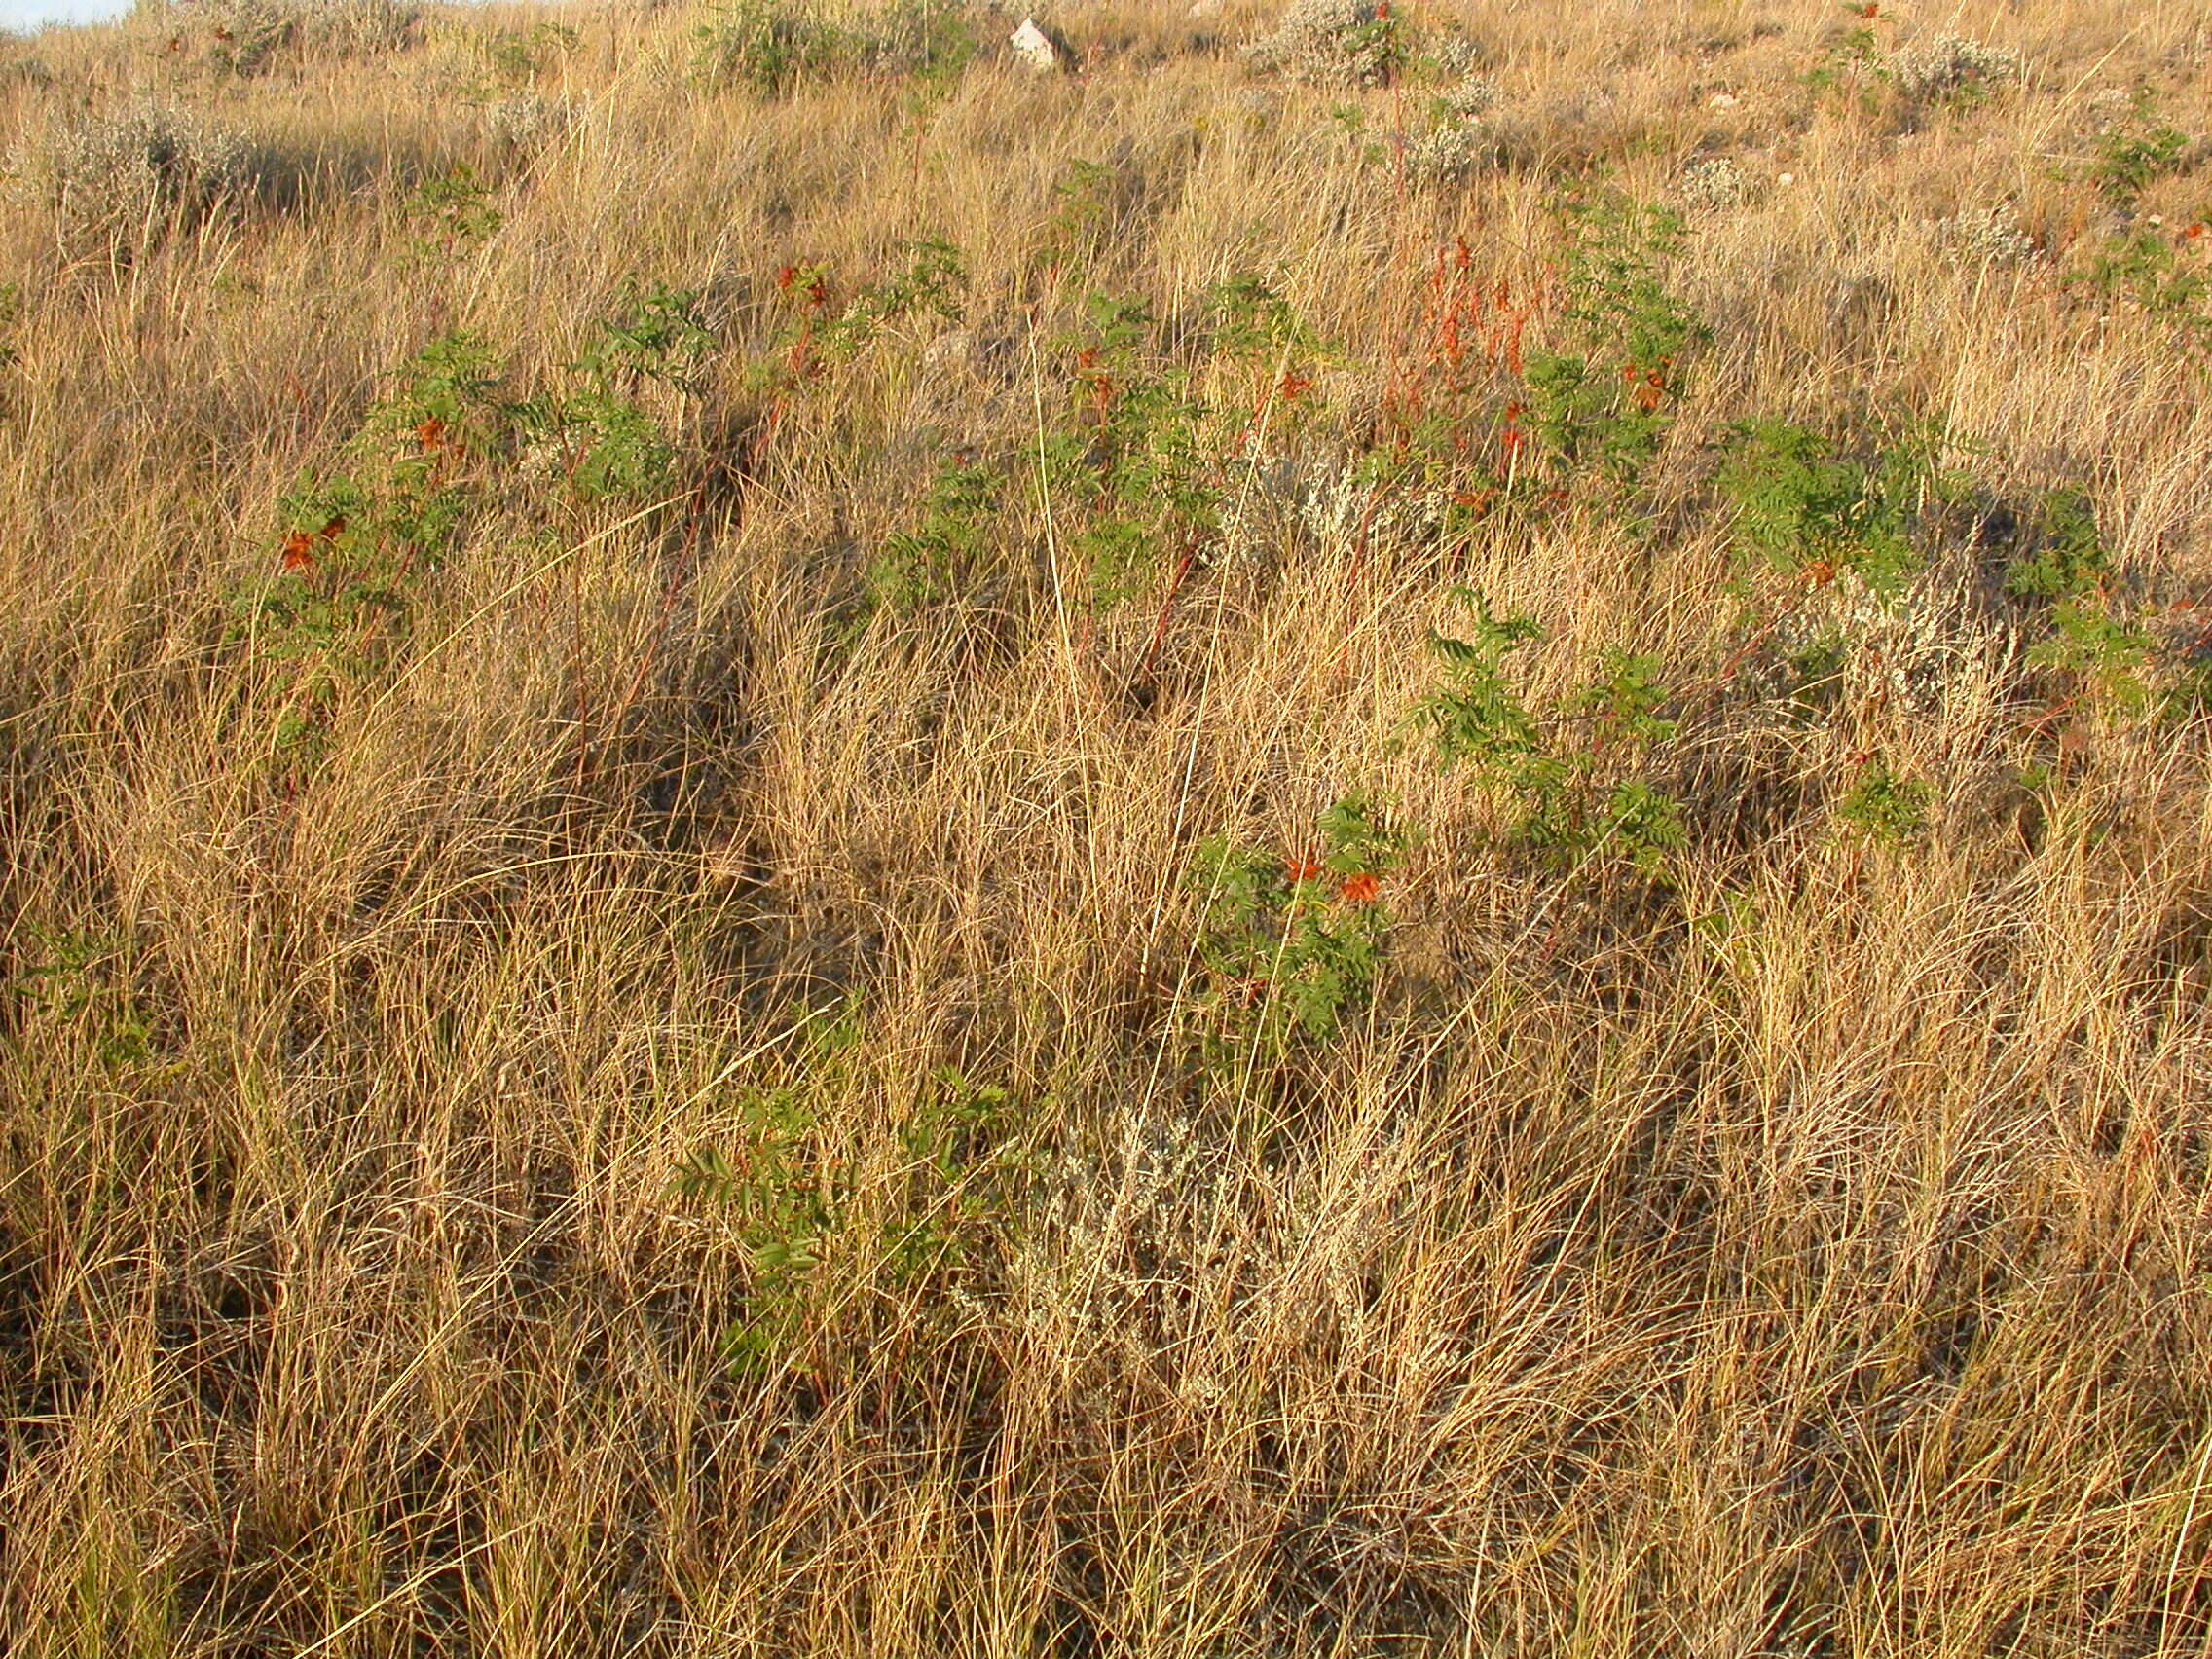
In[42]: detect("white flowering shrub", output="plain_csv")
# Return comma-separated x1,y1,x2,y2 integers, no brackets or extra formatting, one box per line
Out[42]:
1943,204,2037,265
12,103,249,254
1435,74,1498,122
1752,568,2015,723
1406,120,1490,185
183,0,421,76
1678,156,1745,211
1890,34,2022,101
1295,458,1448,552
1426,34,1483,80
1401,76,1500,184
484,93,578,152
2082,86,2140,134
1240,0,1404,90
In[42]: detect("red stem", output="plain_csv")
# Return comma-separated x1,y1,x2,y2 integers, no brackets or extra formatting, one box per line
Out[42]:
1134,539,1199,692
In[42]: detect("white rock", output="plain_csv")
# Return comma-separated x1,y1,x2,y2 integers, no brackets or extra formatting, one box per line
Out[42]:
1010,18,1070,73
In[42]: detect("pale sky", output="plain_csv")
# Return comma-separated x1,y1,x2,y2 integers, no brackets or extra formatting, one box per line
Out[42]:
1,0,131,28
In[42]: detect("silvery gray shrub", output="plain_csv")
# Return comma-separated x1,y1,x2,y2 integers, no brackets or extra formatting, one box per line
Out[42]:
13,102,249,253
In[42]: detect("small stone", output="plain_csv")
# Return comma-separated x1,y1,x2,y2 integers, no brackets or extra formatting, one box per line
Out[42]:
1010,18,1072,74
1708,92,1739,110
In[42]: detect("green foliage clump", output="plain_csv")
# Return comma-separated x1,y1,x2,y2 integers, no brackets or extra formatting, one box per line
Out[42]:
1802,24,1882,105
229,332,510,758
2067,229,2211,335
678,1001,1027,1371
816,237,968,357
1991,490,2198,720
694,0,855,94
1412,594,1685,876
1204,272,1315,367
620,278,718,366
6,928,161,1073
2030,601,2157,713
1552,193,1702,371
1045,294,1206,610
400,164,502,258
190,0,421,78
1522,192,1706,487
752,240,968,391
529,282,717,503
693,0,977,96
674,998,866,1370
1191,794,1410,1059
1715,420,1947,595
1038,276,1326,613
2083,92,2191,205
1836,763,1932,848
2005,489,2108,600
1030,158,1120,281
229,288,715,772
477,19,577,88
879,1068,1032,1302
869,460,999,611
1410,597,1543,767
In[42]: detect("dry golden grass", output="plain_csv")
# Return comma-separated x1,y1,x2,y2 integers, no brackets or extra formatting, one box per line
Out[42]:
3,0,2212,1652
